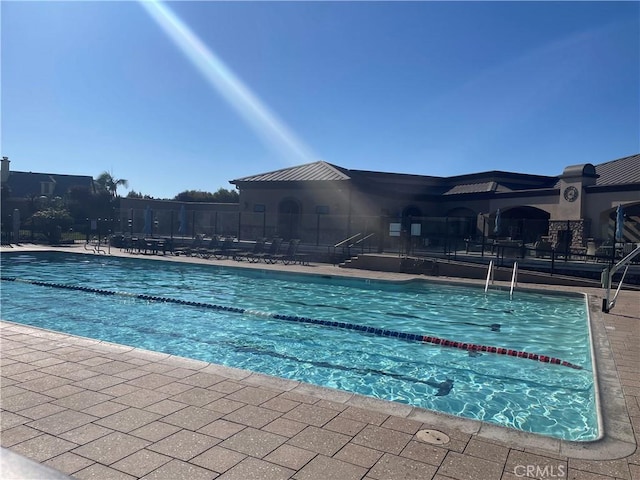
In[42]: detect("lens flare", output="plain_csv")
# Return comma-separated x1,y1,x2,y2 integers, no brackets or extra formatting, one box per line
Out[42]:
139,0,317,165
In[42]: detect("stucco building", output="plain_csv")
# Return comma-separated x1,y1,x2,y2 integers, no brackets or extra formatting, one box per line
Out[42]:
230,153,640,251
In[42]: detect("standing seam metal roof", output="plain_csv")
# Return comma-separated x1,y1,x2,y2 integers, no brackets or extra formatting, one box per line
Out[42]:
232,161,351,182
232,154,640,191
594,154,640,186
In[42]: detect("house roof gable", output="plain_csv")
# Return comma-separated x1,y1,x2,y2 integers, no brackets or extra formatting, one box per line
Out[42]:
231,161,351,183
6,171,95,198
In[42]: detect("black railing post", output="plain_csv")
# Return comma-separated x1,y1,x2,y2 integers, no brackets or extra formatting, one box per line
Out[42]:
610,212,617,265
562,219,569,261
481,215,486,258
444,216,449,255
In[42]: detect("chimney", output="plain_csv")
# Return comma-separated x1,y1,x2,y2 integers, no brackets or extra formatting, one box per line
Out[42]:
1,157,9,183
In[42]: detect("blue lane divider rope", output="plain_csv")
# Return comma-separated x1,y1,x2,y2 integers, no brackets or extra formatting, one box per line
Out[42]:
1,276,583,369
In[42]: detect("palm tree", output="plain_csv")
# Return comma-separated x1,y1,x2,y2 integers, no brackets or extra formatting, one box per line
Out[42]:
96,171,129,197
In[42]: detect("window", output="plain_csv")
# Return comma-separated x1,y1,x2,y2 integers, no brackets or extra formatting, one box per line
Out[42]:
40,182,55,196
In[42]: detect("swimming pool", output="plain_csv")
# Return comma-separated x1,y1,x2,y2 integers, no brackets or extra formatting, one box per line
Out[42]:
0,251,598,441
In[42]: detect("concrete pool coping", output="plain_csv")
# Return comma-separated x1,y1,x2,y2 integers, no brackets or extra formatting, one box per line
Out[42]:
1,244,638,479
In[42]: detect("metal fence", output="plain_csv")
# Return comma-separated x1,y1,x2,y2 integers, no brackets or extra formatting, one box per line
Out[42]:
3,206,638,262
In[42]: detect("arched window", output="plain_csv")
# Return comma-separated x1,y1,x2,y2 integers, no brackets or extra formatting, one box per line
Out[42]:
500,206,550,243
278,198,301,240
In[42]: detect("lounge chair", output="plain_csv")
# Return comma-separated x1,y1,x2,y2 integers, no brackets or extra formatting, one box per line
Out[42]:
174,235,205,256
213,237,242,260
272,239,300,264
162,238,174,255
235,238,266,262
253,237,283,263
120,237,138,253
595,240,614,261
197,236,221,259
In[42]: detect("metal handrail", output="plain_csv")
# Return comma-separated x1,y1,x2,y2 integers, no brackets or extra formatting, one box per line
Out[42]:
350,232,375,251
330,233,362,266
509,262,518,299
85,236,107,255
353,232,375,244
484,260,494,293
334,233,362,248
602,244,640,312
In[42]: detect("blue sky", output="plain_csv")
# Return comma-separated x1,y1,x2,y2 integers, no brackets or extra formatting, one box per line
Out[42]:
2,1,638,199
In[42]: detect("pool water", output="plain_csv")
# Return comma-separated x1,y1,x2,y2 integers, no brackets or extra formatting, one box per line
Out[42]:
0,252,597,440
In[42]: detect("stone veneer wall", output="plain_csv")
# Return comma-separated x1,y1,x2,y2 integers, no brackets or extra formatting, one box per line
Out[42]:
548,219,591,249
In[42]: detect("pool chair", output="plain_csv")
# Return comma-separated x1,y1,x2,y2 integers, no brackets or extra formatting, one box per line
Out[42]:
213,237,242,260
196,236,222,259
284,239,310,265
162,238,174,255
235,238,266,262
253,237,283,263
145,238,166,255
272,239,301,264
121,236,135,253
173,235,205,256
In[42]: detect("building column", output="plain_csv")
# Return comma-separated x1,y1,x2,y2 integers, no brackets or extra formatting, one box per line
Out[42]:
548,219,591,249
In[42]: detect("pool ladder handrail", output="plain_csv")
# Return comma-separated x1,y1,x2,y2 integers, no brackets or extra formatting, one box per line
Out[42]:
484,260,494,293
484,260,518,298
509,262,518,299
602,244,640,313
84,236,107,255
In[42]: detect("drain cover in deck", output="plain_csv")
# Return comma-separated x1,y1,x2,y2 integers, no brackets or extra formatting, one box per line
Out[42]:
416,429,450,445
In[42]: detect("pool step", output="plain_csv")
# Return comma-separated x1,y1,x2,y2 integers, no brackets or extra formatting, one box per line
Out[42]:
340,255,438,275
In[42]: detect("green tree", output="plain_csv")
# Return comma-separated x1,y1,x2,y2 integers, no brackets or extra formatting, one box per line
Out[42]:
126,190,154,199
212,187,239,203
66,186,113,222
30,207,73,244
96,171,129,197
174,188,238,203
174,190,215,202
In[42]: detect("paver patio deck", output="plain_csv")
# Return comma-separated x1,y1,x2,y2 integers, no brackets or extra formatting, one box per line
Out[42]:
1,245,638,479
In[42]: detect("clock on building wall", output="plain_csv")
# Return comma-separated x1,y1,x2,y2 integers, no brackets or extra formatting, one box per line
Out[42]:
563,186,579,202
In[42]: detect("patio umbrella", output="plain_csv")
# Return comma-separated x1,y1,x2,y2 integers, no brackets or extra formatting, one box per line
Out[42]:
615,204,624,242
493,209,501,235
143,206,153,237
178,205,187,235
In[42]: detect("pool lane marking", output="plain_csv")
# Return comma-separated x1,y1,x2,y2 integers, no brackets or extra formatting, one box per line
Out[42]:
2,276,583,370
